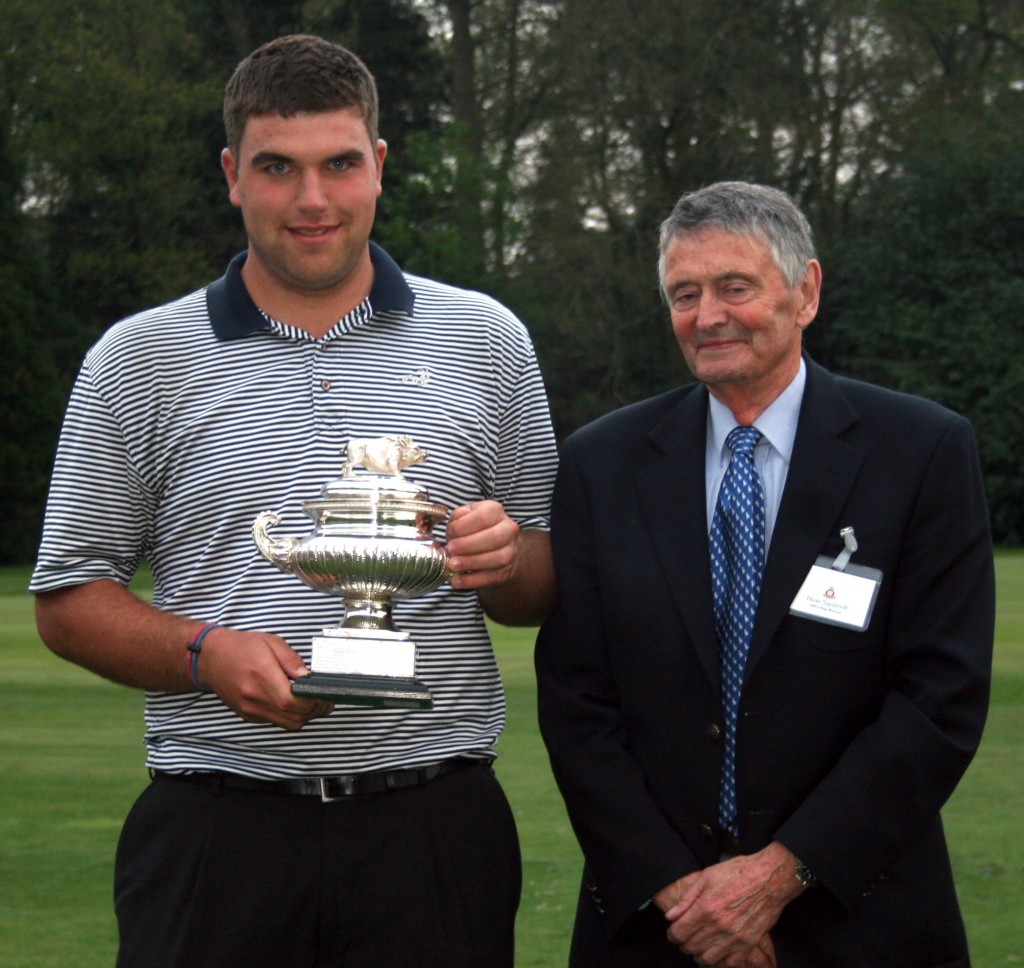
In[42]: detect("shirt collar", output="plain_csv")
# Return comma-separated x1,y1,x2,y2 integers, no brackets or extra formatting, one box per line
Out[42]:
205,241,415,341
707,356,807,465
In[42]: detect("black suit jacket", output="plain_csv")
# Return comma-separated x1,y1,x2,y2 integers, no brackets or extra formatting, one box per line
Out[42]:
536,357,994,967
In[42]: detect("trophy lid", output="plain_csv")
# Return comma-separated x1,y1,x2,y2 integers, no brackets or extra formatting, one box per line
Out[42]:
318,474,430,503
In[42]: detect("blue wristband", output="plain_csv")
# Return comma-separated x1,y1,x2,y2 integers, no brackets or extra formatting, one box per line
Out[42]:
186,623,219,693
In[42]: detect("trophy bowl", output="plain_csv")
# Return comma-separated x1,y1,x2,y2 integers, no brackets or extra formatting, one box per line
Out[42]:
253,435,449,709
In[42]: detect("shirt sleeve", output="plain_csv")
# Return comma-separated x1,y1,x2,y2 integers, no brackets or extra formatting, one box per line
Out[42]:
491,330,558,531
30,358,153,593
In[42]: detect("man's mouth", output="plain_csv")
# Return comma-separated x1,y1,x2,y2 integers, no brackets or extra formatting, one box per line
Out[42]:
696,337,742,350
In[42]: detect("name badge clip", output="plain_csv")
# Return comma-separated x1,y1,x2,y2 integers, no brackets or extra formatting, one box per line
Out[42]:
830,527,858,572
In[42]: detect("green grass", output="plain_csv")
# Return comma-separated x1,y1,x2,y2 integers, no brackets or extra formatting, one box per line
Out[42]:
2,555,1022,967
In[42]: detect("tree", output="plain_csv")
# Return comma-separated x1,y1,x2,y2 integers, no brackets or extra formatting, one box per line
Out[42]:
3,0,1023,551
23,0,222,365
0,88,68,562
825,90,1024,541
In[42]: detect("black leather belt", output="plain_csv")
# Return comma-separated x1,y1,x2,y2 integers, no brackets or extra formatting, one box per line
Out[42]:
154,757,485,802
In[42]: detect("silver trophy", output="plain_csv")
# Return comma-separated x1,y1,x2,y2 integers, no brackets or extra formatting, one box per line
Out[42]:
252,435,449,709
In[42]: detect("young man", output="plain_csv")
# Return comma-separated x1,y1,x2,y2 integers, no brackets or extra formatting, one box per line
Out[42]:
536,182,994,967
33,34,557,968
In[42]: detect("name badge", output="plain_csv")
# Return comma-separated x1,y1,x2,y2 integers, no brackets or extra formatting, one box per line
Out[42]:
788,528,882,631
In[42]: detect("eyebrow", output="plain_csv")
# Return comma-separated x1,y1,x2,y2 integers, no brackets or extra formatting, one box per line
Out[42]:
249,148,367,168
249,151,292,168
672,270,758,288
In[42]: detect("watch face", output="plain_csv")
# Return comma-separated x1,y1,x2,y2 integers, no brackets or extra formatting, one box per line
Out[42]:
795,862,818,888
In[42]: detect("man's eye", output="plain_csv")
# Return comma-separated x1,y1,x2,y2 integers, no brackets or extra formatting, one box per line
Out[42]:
328,158,352,172
266,162,289,175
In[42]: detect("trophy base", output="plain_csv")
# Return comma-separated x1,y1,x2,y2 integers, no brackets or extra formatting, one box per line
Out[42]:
292,672,433,710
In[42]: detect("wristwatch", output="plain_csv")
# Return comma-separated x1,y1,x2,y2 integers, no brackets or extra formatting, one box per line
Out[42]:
794,859,819,889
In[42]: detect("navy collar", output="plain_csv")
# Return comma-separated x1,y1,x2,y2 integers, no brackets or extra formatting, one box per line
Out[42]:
206,241,415,340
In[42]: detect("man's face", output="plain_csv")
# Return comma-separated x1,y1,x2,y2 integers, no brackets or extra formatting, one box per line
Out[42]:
663,228,821,412
221,108,386,300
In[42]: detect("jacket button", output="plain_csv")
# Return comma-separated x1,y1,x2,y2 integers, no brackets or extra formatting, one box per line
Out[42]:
705,723,722,742
699,823,715,840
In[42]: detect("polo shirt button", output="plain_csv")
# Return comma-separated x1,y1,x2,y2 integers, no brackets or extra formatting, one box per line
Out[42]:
320,380,332,390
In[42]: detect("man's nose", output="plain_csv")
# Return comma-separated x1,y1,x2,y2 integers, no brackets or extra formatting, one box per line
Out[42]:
695,293,729,328
296,171,328,209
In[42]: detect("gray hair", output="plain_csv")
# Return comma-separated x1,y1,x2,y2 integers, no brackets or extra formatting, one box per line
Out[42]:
657,182,816,295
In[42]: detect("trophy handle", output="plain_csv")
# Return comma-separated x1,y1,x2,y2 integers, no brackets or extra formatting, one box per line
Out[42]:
252,511,299,572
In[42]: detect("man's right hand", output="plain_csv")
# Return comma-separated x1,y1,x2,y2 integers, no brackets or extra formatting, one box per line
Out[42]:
195,625,333,730
35,579,332,730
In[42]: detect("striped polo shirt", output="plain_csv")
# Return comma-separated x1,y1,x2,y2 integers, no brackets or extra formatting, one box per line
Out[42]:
31,243,558,778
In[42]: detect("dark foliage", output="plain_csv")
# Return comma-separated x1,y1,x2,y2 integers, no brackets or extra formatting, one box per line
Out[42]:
2,0,1022,560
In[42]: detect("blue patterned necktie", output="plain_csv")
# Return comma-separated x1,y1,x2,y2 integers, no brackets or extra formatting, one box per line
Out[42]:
709,425,766,838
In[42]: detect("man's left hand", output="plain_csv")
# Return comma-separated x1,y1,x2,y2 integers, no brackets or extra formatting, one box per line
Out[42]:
444,500,556,626
659,841,805,967
446,500,520,590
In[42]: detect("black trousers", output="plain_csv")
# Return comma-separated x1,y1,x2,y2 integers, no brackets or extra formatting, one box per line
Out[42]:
114,762,521,968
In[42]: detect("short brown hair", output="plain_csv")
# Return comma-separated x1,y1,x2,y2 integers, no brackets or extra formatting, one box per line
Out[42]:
223,34,379,153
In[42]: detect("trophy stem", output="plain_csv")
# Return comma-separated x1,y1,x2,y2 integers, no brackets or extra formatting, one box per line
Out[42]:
341,598,395,631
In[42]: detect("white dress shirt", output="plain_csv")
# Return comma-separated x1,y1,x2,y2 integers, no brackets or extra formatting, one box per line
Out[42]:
705,358,807,552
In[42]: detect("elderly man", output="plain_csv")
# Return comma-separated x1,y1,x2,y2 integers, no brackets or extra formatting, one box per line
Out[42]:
536,181,993,967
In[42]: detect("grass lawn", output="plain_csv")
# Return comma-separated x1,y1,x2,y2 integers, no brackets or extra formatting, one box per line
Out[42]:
1,554,1021,967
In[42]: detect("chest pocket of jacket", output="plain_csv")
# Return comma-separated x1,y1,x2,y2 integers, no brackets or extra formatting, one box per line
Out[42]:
788,612,877,652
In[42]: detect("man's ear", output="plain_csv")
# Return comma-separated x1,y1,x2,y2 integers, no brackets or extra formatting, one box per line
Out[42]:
374,139,388,196
796,259,822,329
221,147,241,208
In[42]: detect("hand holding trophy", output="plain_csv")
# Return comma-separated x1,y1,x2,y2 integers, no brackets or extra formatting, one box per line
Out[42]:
253,435,449,709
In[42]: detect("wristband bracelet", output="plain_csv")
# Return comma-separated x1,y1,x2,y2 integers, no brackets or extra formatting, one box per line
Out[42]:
186,623,219,693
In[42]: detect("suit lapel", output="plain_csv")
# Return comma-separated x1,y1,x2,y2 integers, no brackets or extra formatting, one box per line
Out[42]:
629,360,866,687
746,358,865,675
635,386,722,687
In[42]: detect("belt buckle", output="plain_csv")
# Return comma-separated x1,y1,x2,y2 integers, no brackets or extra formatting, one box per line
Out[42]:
319,775,358,802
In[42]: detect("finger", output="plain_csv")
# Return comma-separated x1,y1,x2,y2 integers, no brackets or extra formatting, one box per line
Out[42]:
448,523,514,559
308,700,334,720
448,521,518,567
449,567,508,591
260,697,330,731
446,500,509,544
445,501,478,527
450,541,515,574
269,635,313,680
445,501,489,540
